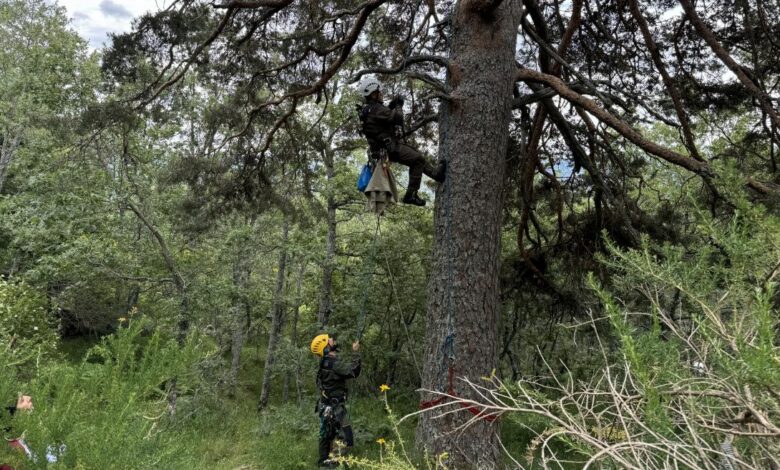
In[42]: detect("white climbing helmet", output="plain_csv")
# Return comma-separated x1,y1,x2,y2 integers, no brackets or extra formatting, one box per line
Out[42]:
357,76,381,97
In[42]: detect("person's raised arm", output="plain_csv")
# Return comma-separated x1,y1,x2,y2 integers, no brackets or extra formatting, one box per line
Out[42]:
368,102,403,125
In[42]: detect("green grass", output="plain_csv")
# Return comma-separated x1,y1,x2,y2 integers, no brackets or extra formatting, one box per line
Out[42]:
184,397,418,470
191,390,419,467
4,339,575,469
164,345,422,469
58,336,99,362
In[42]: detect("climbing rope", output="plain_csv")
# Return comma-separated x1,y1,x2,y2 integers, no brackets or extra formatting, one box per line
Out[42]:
355,215,382,340
378,224,423,381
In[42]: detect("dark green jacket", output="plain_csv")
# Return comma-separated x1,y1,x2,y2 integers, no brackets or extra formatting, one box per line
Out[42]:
359,101,403,149
317,353,361,399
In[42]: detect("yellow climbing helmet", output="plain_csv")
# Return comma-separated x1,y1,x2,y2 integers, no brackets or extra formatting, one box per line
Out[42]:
310,334,329,357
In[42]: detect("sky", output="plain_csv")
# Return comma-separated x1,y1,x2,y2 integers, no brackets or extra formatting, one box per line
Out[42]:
58,0,166,49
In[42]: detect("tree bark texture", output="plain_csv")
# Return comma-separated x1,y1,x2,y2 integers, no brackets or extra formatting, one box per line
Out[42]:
317,147,337,328
416,2,521,468
258,219,289,410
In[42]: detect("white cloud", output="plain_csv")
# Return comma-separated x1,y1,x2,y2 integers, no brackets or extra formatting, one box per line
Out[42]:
99,0,132,20
58,0,166,49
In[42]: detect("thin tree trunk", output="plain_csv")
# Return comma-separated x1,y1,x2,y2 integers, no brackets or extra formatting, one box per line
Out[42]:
500,303,522,381
126,200,189,416
229,251,251,396
126,201,189,342
416,2,521,468
284,260,306,403
258,218,290,410
317,147,337,328
0,133,22,194
387,334,401,386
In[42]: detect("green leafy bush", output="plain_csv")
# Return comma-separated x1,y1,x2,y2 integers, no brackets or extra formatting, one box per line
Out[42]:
0,317,217,469
0,279,58,368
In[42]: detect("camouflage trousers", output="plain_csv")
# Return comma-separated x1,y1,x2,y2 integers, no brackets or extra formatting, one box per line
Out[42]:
387,142,443,194
318,399,353,464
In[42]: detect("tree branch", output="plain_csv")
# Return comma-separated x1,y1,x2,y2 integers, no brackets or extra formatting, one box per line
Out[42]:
404,113,438,136
137,8,238,108
516,68,711,176
352,55,449,81
679,0,780,130
243,0,388,122
212,0,293,8
629,0,702,161
520,16,613,107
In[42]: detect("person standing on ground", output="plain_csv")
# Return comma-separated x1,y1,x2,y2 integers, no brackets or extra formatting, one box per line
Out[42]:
310,334,361,468
357,76,445,207
2,394,34,465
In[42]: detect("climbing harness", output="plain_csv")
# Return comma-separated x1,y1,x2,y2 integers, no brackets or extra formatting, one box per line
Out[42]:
318,401,339,442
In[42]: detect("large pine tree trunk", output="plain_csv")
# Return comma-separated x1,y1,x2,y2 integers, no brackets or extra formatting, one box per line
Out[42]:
258,219,290,410
416,2,521,468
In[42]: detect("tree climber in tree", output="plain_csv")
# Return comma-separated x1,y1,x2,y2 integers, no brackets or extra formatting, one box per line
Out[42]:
357,76,445,207
310,334,361,468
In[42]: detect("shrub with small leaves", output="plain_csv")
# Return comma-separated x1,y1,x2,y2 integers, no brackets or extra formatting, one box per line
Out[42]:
1,316,216,469
0,278,58,368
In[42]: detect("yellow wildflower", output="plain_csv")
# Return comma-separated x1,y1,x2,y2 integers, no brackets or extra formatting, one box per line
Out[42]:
379,384,391,392
376,438,386,445
118,317,127,323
